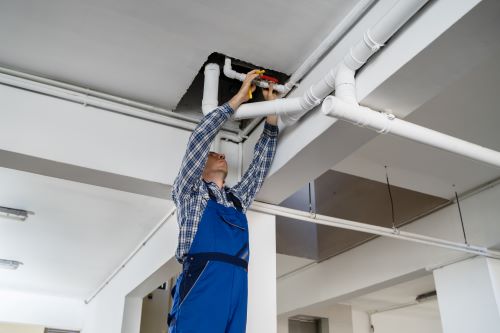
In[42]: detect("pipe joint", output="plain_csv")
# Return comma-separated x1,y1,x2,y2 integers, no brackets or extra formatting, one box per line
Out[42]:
344,47,366,71
300,86,323,110
376,112,396,134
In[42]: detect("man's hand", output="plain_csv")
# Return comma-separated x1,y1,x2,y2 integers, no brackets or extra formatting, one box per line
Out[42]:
229,69,262,110
263,83,279,126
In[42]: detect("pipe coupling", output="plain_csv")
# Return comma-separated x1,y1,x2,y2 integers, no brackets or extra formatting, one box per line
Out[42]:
300,87,322,110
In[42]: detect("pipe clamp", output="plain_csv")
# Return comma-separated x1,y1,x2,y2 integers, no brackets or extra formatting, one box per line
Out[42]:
364,29,384,52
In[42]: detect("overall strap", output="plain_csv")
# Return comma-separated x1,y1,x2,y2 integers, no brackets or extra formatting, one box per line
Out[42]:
206,184,243,212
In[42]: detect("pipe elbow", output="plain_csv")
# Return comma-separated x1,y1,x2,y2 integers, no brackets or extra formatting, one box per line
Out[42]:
223,58,234,78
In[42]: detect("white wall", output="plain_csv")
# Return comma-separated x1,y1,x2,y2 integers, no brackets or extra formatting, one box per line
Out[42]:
352,310,371,333
82,210,276,333
140,289,169,333
0,289,85,331
370,301,442,333
82,214,180,333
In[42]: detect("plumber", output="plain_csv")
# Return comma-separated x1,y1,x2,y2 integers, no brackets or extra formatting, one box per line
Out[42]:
168,69,279,332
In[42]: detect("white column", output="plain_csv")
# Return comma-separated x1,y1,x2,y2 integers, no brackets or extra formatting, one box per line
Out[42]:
352,309,371,333
247,211,277,333
121,297,142,333
328,304,354,333
277,315,289,333
434,256,500,333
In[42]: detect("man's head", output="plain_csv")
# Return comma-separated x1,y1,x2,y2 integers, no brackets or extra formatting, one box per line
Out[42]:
202,151,228,183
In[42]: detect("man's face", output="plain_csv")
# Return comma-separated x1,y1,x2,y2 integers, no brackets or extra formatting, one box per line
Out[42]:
204,151,228,178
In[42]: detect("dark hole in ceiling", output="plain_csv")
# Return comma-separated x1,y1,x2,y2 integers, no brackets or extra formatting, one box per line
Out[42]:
175,52,289,129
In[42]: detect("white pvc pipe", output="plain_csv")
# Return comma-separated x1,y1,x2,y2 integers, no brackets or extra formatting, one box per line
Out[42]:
344,0,429,70
0,72,243,142
233,97,302,120
202,63,220,115
223,58,287,94
279,0,429,127
0,65,198,124
321,96,500,169
250,201,500,260
285,0,377,92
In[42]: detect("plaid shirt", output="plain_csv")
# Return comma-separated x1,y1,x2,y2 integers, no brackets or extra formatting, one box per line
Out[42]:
172,103,278,263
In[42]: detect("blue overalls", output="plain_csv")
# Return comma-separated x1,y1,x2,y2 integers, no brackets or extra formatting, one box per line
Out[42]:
168,191,249,333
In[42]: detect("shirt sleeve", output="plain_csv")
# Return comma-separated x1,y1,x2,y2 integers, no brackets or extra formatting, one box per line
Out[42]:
172,103,234,204
231,121,279,210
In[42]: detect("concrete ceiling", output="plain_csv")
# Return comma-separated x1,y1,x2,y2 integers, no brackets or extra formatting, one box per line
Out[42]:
0,167,170,298
345,274,436,313
0,0,360,109
276,253,315,278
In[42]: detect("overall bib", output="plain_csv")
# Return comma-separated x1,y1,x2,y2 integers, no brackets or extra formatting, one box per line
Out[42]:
168,192,249,333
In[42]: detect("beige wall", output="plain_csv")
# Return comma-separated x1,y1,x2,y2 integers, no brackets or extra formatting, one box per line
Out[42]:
0,322,44,333
139,288,169,333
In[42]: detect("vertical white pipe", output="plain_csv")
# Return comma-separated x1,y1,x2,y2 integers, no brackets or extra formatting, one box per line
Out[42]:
202,63,220,115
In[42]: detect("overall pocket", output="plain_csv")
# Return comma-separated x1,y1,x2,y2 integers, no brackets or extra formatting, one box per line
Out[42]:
179,259,210,306
219,213,246,230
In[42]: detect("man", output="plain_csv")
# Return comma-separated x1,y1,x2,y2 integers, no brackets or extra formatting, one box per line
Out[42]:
168,69,279,333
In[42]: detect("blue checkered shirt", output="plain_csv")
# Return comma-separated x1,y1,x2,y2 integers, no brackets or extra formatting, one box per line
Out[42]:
171,103,279,263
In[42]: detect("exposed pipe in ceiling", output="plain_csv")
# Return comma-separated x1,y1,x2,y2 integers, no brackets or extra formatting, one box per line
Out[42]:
284,0,377,93
201,63,220,115
223,58,287,94
321,96,500,168
0,68,243,143
250,201,500,260
232,0,430,123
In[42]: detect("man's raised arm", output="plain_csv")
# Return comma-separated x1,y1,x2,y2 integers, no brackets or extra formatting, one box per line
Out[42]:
172,69,262,203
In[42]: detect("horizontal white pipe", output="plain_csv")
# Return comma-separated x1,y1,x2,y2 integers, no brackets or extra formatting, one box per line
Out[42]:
0,65,199,124
223,58,287,94
84,207,177,304
250,201,500,260
0,72,242,142
202,63,220,115
321,96,500,168
285,0,376,92
233,97,302,120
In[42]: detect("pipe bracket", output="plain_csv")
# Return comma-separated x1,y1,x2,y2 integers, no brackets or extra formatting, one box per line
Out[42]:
364,29,384,52
376,112,396,134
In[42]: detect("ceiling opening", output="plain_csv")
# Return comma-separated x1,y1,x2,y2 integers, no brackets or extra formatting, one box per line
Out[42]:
174,52,289,130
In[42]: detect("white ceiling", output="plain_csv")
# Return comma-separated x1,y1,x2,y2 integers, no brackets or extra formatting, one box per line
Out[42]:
276,253,315,278
0,167,170,298
345,274,436,313
0,0,360,109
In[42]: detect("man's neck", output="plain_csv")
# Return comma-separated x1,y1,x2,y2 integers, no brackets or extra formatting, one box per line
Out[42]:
202,175,224,189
